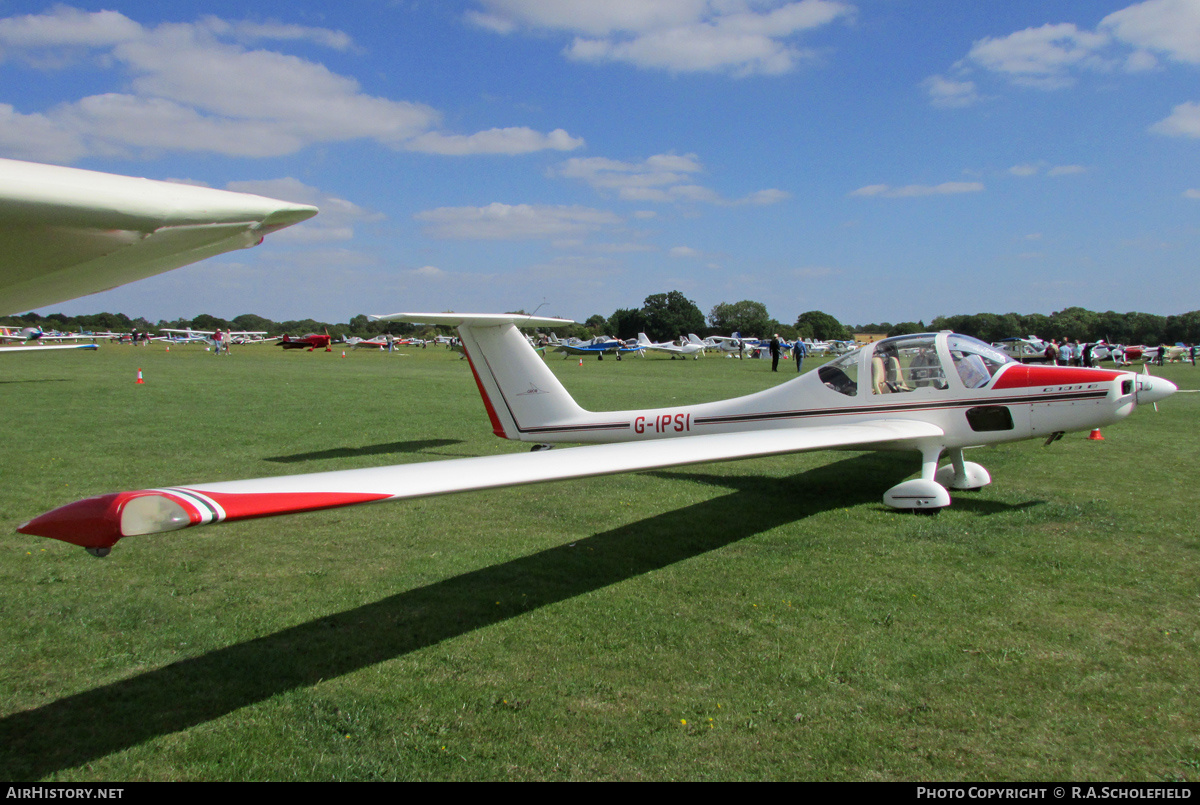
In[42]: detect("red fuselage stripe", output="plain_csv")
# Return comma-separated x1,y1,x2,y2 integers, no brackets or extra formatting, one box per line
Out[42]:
991,364,1121,389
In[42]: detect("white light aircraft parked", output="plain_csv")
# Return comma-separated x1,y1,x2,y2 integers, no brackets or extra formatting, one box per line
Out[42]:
701,333,748,356
19,315,1175,557
157,328,272,346
991,337,1050,364
157,328,216,344
0,326,99,353
636,333,705,359
343,335,391,349
799,339,831,356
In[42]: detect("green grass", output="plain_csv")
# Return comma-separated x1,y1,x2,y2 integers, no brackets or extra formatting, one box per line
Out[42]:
1,343,1197,781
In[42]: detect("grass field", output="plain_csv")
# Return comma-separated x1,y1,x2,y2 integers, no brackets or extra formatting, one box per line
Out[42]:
1,342,1197,781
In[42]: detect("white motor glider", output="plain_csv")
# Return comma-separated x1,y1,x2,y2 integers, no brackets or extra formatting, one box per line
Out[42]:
0,157,318,316
0,325,99,353
636,332,705,359
0,342,98,353
19,314,1176,556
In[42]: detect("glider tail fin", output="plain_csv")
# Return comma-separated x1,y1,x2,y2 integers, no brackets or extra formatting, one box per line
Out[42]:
373,313,587,441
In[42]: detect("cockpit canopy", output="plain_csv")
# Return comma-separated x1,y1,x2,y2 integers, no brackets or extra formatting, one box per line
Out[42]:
818,333,1014,397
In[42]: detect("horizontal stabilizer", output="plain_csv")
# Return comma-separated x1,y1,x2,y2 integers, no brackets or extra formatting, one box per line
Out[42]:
371,311,585,440
371,312,574,328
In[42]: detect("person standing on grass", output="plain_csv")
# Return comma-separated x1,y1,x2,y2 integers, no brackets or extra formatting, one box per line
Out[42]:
794,339,808,373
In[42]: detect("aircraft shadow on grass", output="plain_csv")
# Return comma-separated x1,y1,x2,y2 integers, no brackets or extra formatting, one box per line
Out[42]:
265,439,463,463
0,378,73,386
0,451,1035,778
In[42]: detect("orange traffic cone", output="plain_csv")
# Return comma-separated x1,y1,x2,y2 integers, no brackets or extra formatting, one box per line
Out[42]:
165,345,169,352
135,368,145,384
578,358,583,366
1088,429,1104,441
341,350,346,358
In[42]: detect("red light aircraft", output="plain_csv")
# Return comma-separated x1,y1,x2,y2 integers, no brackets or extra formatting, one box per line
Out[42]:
19,313,1176,557
275,331,332,351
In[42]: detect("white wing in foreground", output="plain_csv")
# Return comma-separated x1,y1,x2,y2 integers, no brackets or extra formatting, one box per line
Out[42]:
0,158,318,314
0,343,98,353
19,419,944,552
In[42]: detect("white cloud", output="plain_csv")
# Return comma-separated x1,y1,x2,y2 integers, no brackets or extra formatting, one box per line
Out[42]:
0,6,140,50
1123,49,1160,71
1183,189,1200,198
406,127,584,155
0,7,575,161
467,0,855,76
966,23,1111,89
552,152,787,205
554,153,706,201
1101,0,1200,65
923,74,981,108
469,1,711,38
414,203,622,240
669,245,702,258
1151,100,1200,136
849,182,984,198
934,1,1200,105
0,103,86,162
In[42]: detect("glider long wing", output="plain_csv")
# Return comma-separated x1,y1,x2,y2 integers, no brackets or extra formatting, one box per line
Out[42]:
0,343,98,353
20,419,943,552
0,158,318,314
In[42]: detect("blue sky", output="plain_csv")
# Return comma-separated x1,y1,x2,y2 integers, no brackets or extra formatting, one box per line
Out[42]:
5,0,1199,328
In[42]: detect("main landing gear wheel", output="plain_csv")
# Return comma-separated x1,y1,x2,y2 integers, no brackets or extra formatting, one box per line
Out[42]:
882,448,991,513
883,479,950,512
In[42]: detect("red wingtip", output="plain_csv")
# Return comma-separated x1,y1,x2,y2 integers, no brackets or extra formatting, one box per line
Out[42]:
17,493,126,549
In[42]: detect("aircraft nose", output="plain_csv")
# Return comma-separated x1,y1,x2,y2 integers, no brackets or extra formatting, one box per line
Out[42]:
1136,375,1177,406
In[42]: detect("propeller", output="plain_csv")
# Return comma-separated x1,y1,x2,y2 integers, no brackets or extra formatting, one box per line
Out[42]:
1141,362,1158,412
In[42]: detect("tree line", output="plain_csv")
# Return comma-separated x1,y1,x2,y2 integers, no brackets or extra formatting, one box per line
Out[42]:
6,299,1198,346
